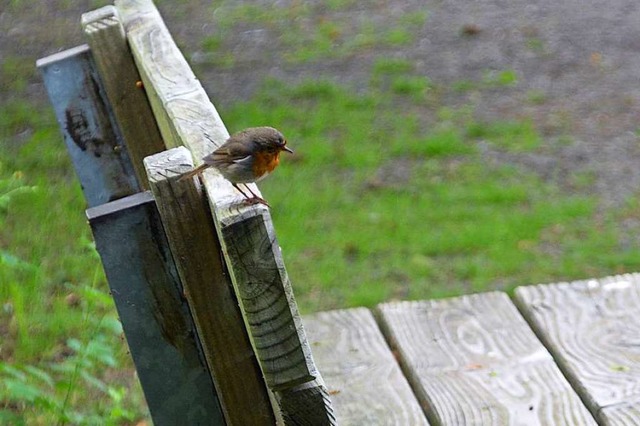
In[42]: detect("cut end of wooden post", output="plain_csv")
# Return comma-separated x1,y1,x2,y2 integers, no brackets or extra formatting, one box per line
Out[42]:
276,379,337,425
81,5,123,37
144,146,276,424
143,146,193,184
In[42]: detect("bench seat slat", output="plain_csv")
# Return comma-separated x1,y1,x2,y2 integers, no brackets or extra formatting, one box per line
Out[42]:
515,274,640,425
303,308,429,425
378,292,595,425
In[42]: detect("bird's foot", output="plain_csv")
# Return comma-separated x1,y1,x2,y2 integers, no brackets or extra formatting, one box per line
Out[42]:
242,196,270,208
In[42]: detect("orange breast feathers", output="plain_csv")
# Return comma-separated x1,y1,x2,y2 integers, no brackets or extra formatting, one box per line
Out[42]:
252,150,281,179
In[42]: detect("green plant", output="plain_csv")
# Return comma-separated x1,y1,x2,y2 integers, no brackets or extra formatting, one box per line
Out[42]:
391,75,433,100
201,34,223,52
526,89,547,104
1,332,140,425
466,119,541,151
384,28,413,45
482,69,518,87
526,38,545,53
0,264,144,424
0,56,35,93
451,79,478,92
1,113,147,423
372,58,414,76
0,168,37,219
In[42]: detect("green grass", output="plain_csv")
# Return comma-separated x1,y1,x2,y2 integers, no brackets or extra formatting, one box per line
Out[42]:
1,95,147,423
203,2,428,64
391,76,433,100
450,69,519,93
218,77,639,310
372,58,414,76
466,119,541,151
526,89,548,104
482,69,519,87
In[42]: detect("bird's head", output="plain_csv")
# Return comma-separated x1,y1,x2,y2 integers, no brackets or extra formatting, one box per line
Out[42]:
249,127,293,154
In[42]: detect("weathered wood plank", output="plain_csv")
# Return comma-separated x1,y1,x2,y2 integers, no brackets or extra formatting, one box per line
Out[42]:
114,2,333,420
87,191,224,425
81,6,165,187
144,147,274,426
276,378,337,425
378,292,596,426
303,308,428,425
514,274,640,425
114,0,229,163
117,0,333,419
37,45,139,207
599,398,640,426
220,212,315,390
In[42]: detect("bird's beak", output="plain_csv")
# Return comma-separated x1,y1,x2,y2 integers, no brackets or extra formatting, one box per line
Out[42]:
283,146,294,154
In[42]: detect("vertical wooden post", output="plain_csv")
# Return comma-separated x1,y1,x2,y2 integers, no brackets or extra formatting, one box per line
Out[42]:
81,6,165,187
144,148,274,425
87,193,224,425
37,46,139,207
38,43,224,424
115,0,335,421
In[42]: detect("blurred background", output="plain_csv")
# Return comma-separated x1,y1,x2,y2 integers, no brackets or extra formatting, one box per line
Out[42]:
2,0,640,423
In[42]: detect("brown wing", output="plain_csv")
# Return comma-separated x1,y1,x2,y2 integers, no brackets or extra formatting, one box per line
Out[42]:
204,137,254,166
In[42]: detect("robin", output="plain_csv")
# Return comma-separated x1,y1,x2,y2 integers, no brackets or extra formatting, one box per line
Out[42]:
179,126,293,206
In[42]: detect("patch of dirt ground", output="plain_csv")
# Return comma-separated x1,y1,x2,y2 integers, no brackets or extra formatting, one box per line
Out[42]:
3,0,640,207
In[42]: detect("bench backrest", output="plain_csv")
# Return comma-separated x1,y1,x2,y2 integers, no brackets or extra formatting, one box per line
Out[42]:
38,1,335,424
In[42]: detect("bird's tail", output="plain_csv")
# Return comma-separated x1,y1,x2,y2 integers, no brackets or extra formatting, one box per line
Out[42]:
178,163,210,182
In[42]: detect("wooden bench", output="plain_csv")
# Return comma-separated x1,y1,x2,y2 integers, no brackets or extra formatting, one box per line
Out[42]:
37,1,640,424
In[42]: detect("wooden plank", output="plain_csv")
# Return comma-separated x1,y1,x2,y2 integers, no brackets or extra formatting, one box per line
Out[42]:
303,308,429,425
114,0,229,161
514,274,640,425
81,6,165,188
87,191,224,425
599,398,640,426
144,147,274,426
219,212,316,389
37,45,139,207
378,292,596,426
115,1,333,421
276,378,337,425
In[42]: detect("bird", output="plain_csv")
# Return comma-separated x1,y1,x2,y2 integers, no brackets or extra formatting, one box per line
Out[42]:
179,126,293,206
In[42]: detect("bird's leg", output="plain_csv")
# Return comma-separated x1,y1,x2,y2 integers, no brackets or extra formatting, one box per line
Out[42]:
243,183,261,199
232,183,270,207
231,183,252,199
243,184,270,206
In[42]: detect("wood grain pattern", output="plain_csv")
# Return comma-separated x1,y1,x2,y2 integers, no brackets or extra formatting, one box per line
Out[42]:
378,292,596,426
81,6,164,187
115,0,331,416
276,378,337,425
515,274,640,425
37,45,139,207
303,308,428,425
221,213,315,390
114,0,229,162
116,0,333,419
144,147,274,426
87,192,224,425
599,397,640,426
